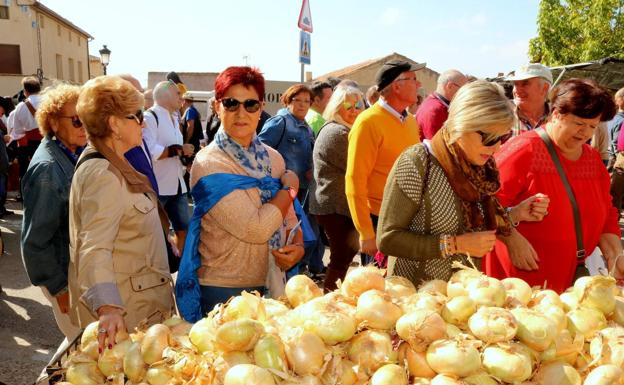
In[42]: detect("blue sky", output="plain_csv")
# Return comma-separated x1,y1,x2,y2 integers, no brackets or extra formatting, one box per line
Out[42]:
42,0,540,86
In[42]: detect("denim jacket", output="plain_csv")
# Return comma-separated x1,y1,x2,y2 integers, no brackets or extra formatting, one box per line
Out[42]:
21,136,75,295
258,108,314,189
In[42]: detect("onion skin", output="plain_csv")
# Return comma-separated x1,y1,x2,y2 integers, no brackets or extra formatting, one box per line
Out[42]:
348,330,394,375
396,310,447,352
532,361,581,385
224,364,276,385
502,277,532,306
355,289,403,330
574,275,616,316
613,296,624,326
468,307,517,343
65,362,105,385
189,316,216,353
386,276,417,299
97,338,132,377
253,334,288,372
370,364,408,385
511,307,557,351
418,279,448,296
426,339,481,378
285,331,328,376
140,324,171,365
463,372,499,385
285,275,323,308
216,318,264,352
566,306,607,340
341,267,385,298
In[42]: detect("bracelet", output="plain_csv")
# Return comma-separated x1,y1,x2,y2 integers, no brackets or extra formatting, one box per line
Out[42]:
439,235,454,258
505,207,519,227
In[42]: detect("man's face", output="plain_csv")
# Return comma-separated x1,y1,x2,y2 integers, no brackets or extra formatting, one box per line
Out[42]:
168,85,183,111
513,77,549,106
394,71,421,105
315,87,333,112
446,76,468,100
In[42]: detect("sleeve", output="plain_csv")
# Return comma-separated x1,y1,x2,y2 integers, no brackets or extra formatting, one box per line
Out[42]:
417,106,444,140
258,116,286,149
75,168,126,313
142,112,164,162
185,107,198,121
493,137,533,207
318,127,349,173
377,150,441,259
20,162,67,295
345,118,380,240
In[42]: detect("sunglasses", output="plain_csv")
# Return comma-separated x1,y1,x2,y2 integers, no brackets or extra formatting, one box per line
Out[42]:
343,100,365,111
221,98,261,113
125,110,144,125
58,115,83,128
477,130,513,146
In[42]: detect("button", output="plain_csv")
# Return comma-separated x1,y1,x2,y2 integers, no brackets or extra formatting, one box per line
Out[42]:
161,278,165,283
138,285,142,289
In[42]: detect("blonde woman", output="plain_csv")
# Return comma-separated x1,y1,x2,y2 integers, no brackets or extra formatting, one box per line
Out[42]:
377,80,545,284
309,86,365,291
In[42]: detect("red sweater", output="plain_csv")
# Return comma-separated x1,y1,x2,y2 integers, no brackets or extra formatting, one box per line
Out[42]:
416,94,449,139
485,131,620,293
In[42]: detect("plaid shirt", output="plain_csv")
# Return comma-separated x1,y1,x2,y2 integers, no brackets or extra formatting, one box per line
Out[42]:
512,103,550,137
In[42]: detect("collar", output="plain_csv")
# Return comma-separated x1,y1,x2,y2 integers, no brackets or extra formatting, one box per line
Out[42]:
516,103,550,127
433,92,450,108
42,136,75,177
54,138,84,164
379,97,408,123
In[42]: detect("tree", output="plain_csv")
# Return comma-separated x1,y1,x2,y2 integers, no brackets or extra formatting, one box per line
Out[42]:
529,0,624,65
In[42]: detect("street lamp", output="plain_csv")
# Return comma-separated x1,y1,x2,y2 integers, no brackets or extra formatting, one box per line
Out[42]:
99,44,111,75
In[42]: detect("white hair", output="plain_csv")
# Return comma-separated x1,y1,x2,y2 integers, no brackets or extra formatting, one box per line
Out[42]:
322,86,364,122
153,81,175,103
437,69,466,86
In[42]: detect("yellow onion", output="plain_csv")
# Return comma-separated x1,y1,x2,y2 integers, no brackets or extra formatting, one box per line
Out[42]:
511,307,557,351
401,292,447,314
66,362,105,385
466,276,506,308
413,378,433,385
254,334,288,372
81,341,99,361
446,324,462,338
574,275,616,316
426,339,481,378
396,310,447,352
468,307,517,343
584,365,624,385
530,289,564,310
213,352,253,382
348,330,394,375
566,306,607,340
614,296,624,326
463,372,499,385
321,357,357,385
144,363,174,385
447,269,483,298
371,364,408,385
441,296,476,326
501,277,532,307
223,295,259,321
285,275,323,308
216,318,264,352
262,298,290,319
300,303,356,345
398,343,436,379
532,361,581,385
481,342,532,383
97,339,132,377
80,321,100,351
224,364,276,385
430,374,462,385
589,327,624,368
189,316,216,353
559,290,579,312
418,279,448,296
341,266,385,298
162,316,193,337
140,324,171,365
385,276,417,299
356,289,403,330
284,330,328,376
534,303,567,332
280,375,323,385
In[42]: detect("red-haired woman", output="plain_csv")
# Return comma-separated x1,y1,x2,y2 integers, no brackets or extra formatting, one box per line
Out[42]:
176,66,304,321
486,78,624,292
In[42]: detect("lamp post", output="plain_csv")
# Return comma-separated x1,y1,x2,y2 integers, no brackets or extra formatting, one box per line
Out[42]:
99,45,111,75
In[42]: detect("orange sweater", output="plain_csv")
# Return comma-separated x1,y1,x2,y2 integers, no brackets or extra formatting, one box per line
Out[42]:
346,103,421,241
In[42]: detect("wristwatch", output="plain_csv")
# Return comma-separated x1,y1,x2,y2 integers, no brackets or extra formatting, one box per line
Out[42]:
283,186,297,201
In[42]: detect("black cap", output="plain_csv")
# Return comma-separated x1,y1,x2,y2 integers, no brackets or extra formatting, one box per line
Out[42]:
375,60,426,91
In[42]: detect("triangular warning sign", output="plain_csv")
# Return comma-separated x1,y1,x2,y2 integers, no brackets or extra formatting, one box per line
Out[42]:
298,0,313,33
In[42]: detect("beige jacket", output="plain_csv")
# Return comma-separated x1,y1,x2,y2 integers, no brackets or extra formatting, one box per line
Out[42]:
591,121,609,162
68,141,174,330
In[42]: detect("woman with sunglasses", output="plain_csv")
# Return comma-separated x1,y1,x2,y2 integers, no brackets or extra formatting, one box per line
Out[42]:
377,80,544,284
21,83,86,342
308,86,366,291
68,76,174,352
486,78,624,292
175,66,303,321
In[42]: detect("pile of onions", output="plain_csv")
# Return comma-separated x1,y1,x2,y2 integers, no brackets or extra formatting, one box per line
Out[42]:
468,307,517,343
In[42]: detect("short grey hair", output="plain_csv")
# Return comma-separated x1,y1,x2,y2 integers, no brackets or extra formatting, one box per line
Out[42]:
322,86,364,122
437,69,466,86
153,81,176,103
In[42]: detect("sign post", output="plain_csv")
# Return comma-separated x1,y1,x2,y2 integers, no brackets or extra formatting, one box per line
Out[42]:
297,0,312,82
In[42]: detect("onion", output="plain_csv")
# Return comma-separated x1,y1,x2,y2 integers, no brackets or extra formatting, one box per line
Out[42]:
284,330,328,376
141,324,171,364
418,279,448,296
292,297,357,345
540,329,583,366
481,342,532,382
321,357,357,385
398,343,436,379
216,318,264,352
65,362,105,385
371,364,408,385
441,296,476,326
534,303,567,332
574,275,616,316
468,307,517,343
530,289,564,310
396,310,447,352
254,334,288,372
413,378,433,385
589,327,624,368
614,296,624,326
189,316,216,353
559,290,579,312
281,375,322,385
402,292,447,314
348,330,394,375
532,361,581,385
466,276,506,308
511,307,557,351
341,266,385,298
262,298,290,319
223,295,259,321
502,277,532,307
463,372,499,385
447,269,482,298
446,324,462,338
426,339,481,377
430,374,462,385
224,364,276,385
584,365,624,385
385,276,417,299
567,306,607,340
285,275,323,308
145,363,174,385
80,321,100,351
97,338,131,377
356,289,403,330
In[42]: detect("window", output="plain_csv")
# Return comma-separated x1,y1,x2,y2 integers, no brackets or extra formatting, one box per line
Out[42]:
0,6,9,20
38,14,44,28
68,58,75,82
0,44,21,74
56,54,63,79
77,61,83,83
57,24,61,36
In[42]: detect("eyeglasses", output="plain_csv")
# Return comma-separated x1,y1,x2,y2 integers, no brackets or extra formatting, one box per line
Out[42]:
58,115,83,128
477,130,513,146
221,98,262,113
343,100,365,111
125,109,144,125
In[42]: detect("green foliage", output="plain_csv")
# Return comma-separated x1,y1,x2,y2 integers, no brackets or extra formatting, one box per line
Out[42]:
529,0,624,65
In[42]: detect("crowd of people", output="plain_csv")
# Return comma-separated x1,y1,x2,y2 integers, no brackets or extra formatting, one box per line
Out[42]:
3,58,624,353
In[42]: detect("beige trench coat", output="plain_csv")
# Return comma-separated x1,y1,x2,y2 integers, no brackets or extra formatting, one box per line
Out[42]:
68,141,175,330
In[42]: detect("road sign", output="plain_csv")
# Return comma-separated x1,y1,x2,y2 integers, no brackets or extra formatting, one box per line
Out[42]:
298,0,313,33
299,30,311,65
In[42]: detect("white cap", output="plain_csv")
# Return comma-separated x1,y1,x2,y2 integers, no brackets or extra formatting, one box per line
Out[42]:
506,63,553,84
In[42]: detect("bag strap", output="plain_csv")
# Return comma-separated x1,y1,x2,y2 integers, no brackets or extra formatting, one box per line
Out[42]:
24,100,36,117
75,151,105,171
146,109,159,127
536,127,585,261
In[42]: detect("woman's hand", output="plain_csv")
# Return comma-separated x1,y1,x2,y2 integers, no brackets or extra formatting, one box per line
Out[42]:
599,233,624,281
96,305,126,353
360,238,378,256
272,244,304,270
455,230,497,257
499,229,540,271
281,170,299,193
511,193,550,223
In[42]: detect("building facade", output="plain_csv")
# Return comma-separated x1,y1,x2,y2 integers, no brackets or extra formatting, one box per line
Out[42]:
0,0,92,96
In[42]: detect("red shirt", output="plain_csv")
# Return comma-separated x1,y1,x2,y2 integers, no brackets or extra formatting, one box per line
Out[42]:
485,131,620,293
416,94,449,139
